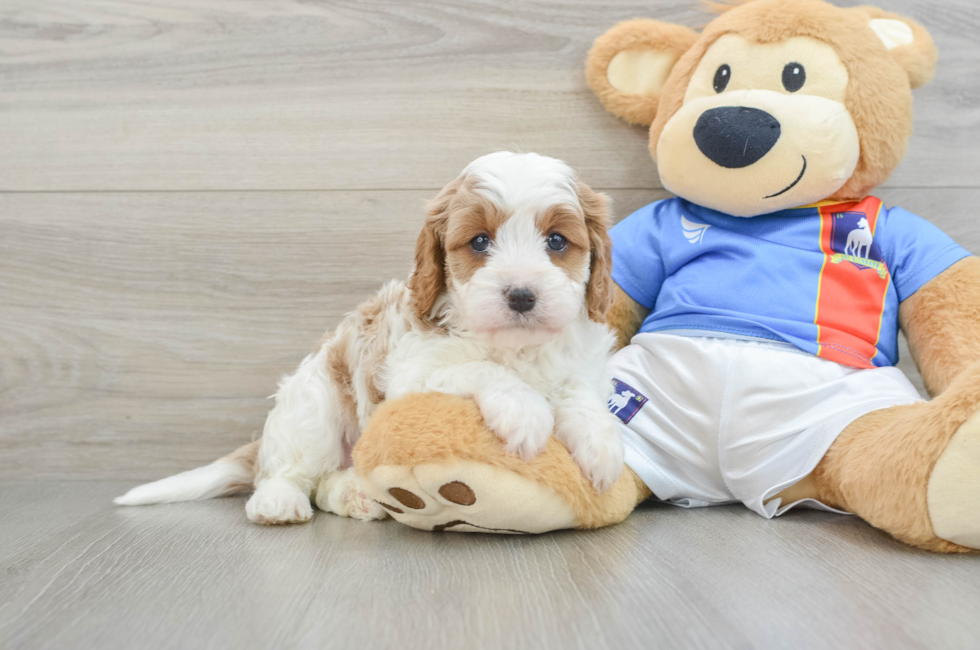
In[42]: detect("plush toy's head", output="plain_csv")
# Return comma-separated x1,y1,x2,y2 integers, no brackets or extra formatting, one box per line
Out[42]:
586,0,937,217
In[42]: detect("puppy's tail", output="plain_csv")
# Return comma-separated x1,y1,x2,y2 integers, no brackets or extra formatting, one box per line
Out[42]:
114,440,259,506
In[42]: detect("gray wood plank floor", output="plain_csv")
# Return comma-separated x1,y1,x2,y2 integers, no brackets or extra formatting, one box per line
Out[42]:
3,481,980,650
3,0,980,647
0,0,977,192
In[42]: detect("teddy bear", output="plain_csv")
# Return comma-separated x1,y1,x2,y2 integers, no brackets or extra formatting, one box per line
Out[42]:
351,0,980,553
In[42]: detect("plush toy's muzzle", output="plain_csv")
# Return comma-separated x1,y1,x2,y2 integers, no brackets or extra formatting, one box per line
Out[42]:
585,0,939,213
658,87,859,216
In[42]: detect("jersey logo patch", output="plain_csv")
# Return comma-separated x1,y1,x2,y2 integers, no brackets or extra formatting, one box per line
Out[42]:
607,379,648,424
680,215,711,244
828,211,888,279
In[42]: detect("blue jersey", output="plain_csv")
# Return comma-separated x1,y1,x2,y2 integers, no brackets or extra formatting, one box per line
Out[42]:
610,197,971,368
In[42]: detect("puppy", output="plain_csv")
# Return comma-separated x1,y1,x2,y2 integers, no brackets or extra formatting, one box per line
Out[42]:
115,152,624,524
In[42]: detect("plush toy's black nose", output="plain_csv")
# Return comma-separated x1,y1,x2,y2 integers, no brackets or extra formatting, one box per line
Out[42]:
693,106,781,169
506,287,536,313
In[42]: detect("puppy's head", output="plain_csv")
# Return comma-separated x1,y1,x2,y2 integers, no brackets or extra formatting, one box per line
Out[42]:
409,152,612,348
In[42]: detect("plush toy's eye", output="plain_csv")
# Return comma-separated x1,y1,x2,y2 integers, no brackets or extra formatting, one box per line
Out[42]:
782,62,806,92
470,234,491,252
547,233,568,252
713,64,731,93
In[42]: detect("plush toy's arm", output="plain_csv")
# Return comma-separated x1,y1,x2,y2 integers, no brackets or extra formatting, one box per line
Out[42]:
899,257,980,396
606,282,651,350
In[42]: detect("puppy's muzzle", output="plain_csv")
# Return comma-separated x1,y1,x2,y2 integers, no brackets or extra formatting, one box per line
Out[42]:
694,106,781,168
506,287,537,314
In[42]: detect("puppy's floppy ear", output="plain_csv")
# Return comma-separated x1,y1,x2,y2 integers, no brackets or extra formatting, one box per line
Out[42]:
576,180,614,322
852,6,938,89
409,177,459,324
586,19,699,126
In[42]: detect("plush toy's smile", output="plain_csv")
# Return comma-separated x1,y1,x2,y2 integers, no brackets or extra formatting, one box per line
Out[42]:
764,155,807,199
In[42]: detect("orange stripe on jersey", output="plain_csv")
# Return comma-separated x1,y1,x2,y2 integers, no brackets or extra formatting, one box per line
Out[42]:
813,197,889,368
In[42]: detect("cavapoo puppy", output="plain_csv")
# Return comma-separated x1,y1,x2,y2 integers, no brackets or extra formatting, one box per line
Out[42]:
116,152,624,524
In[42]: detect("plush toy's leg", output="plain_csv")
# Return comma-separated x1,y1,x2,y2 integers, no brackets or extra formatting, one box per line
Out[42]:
353,393,650,534
779,362,980,552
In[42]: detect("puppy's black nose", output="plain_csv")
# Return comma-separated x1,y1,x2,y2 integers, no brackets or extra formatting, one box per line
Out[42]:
693,106,781,169
506,287,536,313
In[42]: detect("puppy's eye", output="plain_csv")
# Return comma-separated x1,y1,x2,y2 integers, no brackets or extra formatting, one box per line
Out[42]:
782,62,805,92
547,233,567,252
470,234,491,253
713,64,731,93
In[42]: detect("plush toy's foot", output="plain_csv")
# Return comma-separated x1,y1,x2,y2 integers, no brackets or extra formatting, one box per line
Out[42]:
794,363,980,553
928,409,980,548
363,460,578,534
352,393,650,534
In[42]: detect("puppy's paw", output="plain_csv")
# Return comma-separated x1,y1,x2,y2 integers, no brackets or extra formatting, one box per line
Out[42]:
555,409,624,493
315,468,388,522
246,479,313,525
476,384,554,462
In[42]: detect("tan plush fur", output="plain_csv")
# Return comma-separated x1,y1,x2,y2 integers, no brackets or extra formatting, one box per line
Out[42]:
589,0,937,202
352,280,652,530
357,1,964,542
802,360,980,553
900,257,980,397
586,19,699,126
353,392,650,529
776,261,980,552
606,283,650,349
657,0,934,201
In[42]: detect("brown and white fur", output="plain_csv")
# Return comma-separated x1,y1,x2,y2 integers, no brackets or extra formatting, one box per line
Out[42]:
115,152,624,524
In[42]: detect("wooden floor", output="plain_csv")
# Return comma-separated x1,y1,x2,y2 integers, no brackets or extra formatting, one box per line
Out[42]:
2,0,980,648
4,481,980,650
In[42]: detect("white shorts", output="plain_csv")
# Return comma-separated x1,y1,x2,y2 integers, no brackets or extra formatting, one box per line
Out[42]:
608,333,923,518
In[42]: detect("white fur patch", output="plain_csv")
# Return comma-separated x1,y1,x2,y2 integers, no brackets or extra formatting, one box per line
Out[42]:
114,460,252,505
118,153,624,526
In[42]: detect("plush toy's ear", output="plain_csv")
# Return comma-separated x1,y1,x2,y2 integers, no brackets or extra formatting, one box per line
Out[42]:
853,6,938,89
585,19,699,126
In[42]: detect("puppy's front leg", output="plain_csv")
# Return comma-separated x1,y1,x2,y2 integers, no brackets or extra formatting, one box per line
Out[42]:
387,362,554,461
246,347,348,525
552,382,624,493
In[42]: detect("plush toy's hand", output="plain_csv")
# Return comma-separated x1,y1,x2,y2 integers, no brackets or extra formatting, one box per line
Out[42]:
900,257,980,396
555,406,624,493
475,383,554,461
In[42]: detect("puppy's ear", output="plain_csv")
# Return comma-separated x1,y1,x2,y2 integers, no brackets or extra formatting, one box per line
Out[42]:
586,19,699,126
409,178,458,324
576,180,614,322
852,6,938,88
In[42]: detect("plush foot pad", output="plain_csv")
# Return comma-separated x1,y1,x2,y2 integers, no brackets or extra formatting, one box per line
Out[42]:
928,410,980,548
314,468,387,521
359,460,578,534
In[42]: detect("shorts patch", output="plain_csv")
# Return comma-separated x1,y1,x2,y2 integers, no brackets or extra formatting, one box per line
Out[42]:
607,378,648,424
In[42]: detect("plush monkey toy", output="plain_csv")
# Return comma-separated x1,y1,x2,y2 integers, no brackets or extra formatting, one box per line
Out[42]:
353,0,980,552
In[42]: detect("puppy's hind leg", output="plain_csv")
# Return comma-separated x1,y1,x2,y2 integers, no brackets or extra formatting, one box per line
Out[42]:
246,345,352,525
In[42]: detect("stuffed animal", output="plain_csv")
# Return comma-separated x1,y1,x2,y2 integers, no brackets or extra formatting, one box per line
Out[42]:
352,0,980,552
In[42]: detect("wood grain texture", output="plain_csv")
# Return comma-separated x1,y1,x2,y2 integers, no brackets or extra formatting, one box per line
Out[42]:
1,188,975,479
2,1,980,642
2,481,980,650
0,189,668,479
0,0,977,191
